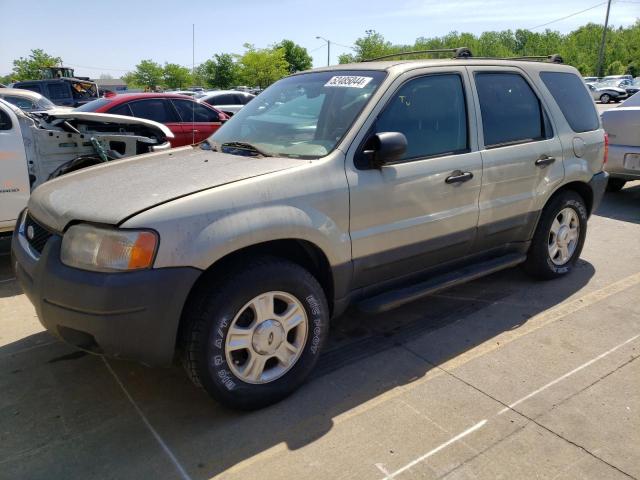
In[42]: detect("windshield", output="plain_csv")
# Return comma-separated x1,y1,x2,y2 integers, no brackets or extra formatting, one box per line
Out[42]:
209,70,386,159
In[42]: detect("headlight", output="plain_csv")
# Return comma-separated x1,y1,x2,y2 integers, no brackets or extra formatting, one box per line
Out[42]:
61,224,158,272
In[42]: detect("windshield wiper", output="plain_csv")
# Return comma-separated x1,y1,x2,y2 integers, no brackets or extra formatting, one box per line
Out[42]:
221,142,272,157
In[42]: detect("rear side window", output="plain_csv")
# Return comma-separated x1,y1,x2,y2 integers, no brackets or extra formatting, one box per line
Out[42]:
540,72,599,133
475,72,552,148
17,84,42,94
375,73,468,160
172,99,220,122
4,95,36,110
128,99,179,123
48,83,70,100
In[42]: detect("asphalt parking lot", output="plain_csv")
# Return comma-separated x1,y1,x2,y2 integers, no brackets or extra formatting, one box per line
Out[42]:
2,179,639,480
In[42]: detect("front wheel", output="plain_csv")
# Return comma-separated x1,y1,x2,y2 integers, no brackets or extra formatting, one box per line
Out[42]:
524,191,588,280
600,93,611,104
181,257,329,410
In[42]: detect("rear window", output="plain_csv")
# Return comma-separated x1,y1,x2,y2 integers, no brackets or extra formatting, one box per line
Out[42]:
75,98,113,112
540,72,599,133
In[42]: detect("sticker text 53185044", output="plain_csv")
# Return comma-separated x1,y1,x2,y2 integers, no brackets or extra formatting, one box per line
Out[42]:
324,76,373,88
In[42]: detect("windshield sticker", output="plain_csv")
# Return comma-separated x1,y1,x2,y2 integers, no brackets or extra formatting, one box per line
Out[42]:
324,76,373,88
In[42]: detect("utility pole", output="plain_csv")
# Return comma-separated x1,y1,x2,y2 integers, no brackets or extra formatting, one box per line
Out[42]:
316,36,331,66
596,0,612,78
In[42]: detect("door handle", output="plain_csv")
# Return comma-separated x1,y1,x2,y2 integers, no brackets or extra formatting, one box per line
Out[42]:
445,170,473,184
535,155,556,167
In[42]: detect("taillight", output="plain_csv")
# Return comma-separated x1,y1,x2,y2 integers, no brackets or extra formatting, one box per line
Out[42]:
603,133,609,165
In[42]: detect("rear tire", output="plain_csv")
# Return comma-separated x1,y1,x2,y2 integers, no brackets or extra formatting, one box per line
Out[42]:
524,191,587,280
181,256,329,410
606,178,626,192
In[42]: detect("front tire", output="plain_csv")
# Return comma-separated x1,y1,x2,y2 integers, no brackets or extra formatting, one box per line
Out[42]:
524,191,588,280
181,257,329,410
600,93,611,104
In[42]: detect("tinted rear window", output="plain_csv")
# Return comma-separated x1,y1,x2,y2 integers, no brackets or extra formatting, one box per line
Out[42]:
540,72,599,133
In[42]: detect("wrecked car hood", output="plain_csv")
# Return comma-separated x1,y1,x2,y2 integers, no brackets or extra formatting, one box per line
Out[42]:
28,147,303,231
42,110,174,139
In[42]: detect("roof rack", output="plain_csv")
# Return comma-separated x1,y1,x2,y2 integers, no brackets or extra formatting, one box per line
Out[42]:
364,47,472,62
363,48,564,64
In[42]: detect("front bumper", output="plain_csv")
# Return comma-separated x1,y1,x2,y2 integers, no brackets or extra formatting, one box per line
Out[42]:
12,230,201,366
589,170,609,213
605,144,640,181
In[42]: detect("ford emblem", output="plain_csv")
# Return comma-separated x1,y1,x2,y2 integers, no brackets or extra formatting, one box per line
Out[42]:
26,225,34,240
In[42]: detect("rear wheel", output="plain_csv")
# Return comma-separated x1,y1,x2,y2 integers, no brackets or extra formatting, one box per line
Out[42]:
600,93,611,104
606,178,626,192
524,191,587,280
181,257,329,410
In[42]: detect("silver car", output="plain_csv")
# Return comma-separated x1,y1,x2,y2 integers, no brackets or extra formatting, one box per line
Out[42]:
12,55,607,410
0,87,72,113
586,82,628,103
602,99,640,191
199,90,255,116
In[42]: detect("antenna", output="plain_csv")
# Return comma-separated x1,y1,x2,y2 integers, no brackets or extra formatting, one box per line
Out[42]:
192,23,196,146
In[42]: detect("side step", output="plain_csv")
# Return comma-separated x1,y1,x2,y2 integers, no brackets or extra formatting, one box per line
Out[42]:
357,253,526,314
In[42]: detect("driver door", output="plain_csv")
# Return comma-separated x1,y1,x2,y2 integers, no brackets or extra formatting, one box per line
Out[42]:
346,68,482,288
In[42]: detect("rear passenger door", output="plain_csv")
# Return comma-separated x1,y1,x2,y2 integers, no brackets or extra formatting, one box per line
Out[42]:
171,99,223,144
467,67,564,252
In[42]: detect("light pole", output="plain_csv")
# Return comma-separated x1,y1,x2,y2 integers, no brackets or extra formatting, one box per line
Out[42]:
596,0,612,78
316,36,331,66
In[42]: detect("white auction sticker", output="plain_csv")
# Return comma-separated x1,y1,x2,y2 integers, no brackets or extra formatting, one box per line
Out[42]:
324,76,373,88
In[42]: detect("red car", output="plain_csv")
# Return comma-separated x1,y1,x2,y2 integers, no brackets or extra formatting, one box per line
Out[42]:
75,93,228,147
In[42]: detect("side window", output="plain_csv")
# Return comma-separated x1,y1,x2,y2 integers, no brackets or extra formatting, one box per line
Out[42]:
172,99,220,122
540,72,600,133
475,73,552,148
375,73,468,160
214,94,236,104
5,96,36,110
129,99,178,123
18,84,42,94
108,103,133,116
48,83,70,100
0,109,12,130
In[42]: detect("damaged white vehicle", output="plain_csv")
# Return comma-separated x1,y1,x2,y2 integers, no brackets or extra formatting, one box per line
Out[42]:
0,99,173,235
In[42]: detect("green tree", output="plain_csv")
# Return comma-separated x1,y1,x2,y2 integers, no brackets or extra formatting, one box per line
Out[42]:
127,59,164,90
606,60,625,75
237,44,289,88
12,49,62,81
197,53,239,88
275,40,312,73
163,63,192,89
339,30,398,63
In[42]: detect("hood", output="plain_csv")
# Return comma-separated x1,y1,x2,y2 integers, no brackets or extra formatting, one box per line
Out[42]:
41,110,174,139
28,147,303,231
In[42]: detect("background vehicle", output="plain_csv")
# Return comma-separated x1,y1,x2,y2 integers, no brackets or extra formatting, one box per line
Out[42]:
0,87,72,113
13,55,607,410
13,78,99,107
199,90,255,116
601,105,640,191
586,82,628,103
76,93,228,147
0,99,172,235
583,76,599,83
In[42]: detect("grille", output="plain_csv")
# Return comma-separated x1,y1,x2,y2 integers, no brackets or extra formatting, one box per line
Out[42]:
24,214,53,254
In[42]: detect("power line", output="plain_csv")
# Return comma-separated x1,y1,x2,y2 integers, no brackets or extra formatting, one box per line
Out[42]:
530,2,607,30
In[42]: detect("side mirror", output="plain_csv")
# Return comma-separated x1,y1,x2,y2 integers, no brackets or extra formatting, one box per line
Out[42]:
362,132,407,168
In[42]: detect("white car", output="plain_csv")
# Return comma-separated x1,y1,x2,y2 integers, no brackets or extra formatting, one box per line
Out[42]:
0,99,173,235
601,100,640,191
0,87,73,113
199,90,255,116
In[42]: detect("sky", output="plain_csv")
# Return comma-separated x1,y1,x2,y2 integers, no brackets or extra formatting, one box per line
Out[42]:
0,0,638,78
